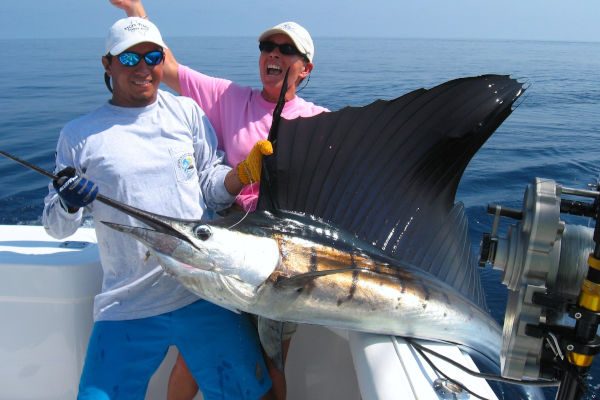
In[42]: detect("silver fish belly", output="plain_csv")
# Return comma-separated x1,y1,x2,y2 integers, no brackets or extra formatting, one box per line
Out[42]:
146,226,501,362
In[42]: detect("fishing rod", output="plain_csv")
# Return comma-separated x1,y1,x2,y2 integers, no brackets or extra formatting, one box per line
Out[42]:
0,149,123,210
267,66,289,145
0,149,184,238
258,67,289,213
0,150,56,180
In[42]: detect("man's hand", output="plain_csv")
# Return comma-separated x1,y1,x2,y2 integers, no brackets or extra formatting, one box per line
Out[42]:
52,167,98,212
236,140,273,185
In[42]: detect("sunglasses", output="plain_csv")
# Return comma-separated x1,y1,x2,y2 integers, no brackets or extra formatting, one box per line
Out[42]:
259,41,303,57
117,50,165,67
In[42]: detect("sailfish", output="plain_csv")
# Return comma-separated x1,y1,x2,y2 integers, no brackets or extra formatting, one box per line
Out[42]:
101,75,532,390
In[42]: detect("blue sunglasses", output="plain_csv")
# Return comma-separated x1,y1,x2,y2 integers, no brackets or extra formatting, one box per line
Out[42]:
117,50,164,67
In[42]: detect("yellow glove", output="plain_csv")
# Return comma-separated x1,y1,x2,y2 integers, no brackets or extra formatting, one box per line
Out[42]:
237,140,273,185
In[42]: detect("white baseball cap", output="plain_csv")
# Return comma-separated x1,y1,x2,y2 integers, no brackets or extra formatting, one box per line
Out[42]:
258,21,315,62
105,17,167,56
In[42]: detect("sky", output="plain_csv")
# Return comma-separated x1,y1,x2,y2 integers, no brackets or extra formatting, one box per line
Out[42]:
1,0,599,42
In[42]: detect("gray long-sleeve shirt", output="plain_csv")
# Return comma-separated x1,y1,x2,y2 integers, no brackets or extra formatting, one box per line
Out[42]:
43,90,235,321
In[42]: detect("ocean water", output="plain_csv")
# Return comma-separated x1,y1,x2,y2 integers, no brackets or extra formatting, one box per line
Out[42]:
1,36,599,398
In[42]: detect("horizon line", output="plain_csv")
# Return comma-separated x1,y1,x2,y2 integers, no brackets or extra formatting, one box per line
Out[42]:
1,35,599,45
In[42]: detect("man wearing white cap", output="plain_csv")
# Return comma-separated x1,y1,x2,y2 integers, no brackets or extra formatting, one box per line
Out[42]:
110,2,329,399
43,16,273,400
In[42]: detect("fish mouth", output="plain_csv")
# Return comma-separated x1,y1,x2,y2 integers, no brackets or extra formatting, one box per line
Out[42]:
97,195,200,250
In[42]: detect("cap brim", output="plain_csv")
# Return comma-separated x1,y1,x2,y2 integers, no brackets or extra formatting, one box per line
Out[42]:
109,38,168,56
258,28,288,42
258,29,310,60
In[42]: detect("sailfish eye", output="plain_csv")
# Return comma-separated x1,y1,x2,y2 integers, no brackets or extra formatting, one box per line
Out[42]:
193,225,212,241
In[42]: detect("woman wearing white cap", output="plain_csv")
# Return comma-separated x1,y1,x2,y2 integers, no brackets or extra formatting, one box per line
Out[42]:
110,2,327,400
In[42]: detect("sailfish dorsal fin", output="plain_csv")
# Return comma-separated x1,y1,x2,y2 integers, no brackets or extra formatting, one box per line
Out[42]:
257,75,525,306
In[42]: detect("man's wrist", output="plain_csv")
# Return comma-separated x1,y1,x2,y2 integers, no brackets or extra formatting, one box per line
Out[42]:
224,168,243,195
58,198,80,214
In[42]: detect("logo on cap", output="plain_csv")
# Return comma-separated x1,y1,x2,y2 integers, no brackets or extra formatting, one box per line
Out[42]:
123,21,151,35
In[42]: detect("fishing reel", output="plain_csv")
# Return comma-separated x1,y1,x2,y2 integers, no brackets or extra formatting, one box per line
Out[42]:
479,178,600,398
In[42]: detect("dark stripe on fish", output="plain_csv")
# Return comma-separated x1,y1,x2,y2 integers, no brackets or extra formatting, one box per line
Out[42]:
337,253,359,306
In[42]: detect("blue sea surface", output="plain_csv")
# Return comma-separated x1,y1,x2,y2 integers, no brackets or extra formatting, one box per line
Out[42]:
1,36,599,398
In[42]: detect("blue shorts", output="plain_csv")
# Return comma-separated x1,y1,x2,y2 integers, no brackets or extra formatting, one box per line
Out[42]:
78,300,271,400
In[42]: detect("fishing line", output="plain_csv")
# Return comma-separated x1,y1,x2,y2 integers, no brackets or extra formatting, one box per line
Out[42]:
406,340,491,400
227,206,251,230
390,336,422,398
404,338,559,387
226,163,255,230
295,73,311,95
546,332,565,361
226,202,252,230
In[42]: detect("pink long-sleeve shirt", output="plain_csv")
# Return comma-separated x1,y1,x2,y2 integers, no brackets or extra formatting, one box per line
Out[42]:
179,65,328,210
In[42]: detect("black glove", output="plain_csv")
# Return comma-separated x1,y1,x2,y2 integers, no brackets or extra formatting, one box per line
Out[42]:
52,167,98,212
